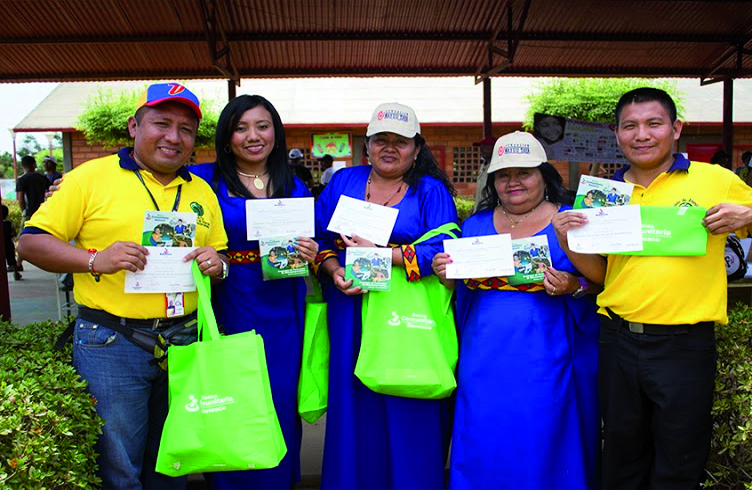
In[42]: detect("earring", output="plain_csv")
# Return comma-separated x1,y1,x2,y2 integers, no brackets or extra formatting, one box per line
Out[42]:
544,189,549,201
224,145,231,154
412,159,417,169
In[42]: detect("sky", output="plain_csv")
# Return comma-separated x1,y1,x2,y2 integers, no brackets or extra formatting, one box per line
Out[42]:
0,82,59,155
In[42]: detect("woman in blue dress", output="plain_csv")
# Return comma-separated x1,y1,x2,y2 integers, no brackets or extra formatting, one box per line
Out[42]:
189,95,318,490
433,132,601,489
314,102,458,489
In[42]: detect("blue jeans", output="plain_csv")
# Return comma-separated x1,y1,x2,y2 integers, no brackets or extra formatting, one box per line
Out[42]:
73,317,186,490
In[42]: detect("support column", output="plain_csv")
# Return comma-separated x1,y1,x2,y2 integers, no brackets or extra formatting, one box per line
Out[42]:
723,78,734,169
483,77,492,138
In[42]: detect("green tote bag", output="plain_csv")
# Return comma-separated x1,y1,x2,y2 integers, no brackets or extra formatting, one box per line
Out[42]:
156,262,286,477
355,223,460,399
297,277,330,424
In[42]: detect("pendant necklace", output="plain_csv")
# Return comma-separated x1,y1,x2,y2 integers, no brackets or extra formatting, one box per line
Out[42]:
366,176,404,206
237,169,267,190
499,201,543,228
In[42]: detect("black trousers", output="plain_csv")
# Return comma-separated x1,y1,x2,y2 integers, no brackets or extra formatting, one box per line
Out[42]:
598,314,716,490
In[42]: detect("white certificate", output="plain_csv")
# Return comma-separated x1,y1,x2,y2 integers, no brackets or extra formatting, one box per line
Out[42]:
443,234,515,279
246,197,315,240
566,205,643,254
124,247,197,293
326,195,399,247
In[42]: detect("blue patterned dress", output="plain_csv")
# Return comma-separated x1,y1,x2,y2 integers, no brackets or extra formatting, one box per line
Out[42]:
315,165,458,489
189,163,309,490
450,207,600,489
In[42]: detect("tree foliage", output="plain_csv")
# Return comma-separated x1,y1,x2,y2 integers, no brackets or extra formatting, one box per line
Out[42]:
523,78,686,128
75,85,220,150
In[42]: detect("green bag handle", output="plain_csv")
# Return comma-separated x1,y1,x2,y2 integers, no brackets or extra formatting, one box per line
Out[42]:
192,261,221,342
412,222,460,246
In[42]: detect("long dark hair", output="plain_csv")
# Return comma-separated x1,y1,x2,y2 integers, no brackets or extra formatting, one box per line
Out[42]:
364,133,456,196
214,95,295,198
477,162,574,212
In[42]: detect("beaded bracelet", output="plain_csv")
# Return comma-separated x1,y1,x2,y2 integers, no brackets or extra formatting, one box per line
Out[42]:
87,248,101,282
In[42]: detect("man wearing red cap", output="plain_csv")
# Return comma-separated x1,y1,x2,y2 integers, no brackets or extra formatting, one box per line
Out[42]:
473,135,497,210
18,82,228,488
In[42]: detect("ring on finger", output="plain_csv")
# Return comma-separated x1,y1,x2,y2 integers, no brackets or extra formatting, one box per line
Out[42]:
552,286,557,294
206,259,212,267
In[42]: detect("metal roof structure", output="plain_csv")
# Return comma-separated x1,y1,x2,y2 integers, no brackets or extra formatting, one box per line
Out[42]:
2,0,751,84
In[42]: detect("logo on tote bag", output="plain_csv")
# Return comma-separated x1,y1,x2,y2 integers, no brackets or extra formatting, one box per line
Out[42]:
386,311,435,330
184,393,236,414
388,312,401,326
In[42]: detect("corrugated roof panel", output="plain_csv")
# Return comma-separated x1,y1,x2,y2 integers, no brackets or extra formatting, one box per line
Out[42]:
1,0,752,82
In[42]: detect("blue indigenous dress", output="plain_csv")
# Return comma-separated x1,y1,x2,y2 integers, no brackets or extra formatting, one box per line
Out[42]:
450,207,600,490
315,165,458,490
189,163,309,490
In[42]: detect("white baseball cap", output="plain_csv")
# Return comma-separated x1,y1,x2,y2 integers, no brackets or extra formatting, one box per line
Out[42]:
366,102,421,138
289,148,304,159
486,131,548,174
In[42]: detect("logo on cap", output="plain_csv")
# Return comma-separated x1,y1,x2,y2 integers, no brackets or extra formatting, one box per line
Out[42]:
382,110,409,123
377,111,385,121
504,144,531,155
168,83,186,95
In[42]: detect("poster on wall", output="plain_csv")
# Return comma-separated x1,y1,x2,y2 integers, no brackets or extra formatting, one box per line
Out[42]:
311,133,352,158
533,112,627,165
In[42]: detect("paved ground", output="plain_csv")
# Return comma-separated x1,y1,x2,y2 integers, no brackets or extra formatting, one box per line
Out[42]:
7,264,325,488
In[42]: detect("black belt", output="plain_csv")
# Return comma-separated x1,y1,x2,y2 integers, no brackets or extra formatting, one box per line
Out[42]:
78,306,192,331
604,308,712,335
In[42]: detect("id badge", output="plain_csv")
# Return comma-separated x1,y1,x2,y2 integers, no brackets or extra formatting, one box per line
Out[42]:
166,292,185,318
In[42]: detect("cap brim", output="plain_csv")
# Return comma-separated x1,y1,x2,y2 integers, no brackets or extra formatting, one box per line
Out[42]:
487,160,543,174
366,126,418,138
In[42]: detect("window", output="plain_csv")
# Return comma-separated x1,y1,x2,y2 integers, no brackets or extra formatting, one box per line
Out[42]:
452,147,482,184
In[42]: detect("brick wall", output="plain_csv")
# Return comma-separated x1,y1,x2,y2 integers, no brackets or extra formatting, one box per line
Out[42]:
70,132,119,168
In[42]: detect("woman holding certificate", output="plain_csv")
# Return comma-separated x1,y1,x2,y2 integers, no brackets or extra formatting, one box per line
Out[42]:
189,95,317,490
314,102,458,489
432,131,601,489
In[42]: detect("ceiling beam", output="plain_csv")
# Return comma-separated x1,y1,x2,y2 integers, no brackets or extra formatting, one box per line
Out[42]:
701,37,752,84
199,0,239,83
475,0,531,83
3,64,741,83
1,31,748,46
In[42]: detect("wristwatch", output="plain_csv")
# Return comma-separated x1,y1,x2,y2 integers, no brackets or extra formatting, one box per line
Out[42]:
572,277,588,298
219,259,229,280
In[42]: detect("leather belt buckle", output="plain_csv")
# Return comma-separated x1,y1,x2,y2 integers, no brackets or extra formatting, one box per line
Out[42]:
628,322,644,334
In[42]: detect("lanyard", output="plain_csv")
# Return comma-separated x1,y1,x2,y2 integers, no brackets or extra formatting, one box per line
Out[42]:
134,169,182,212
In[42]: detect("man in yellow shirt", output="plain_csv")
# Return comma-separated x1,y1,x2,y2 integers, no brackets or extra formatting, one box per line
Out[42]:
553,87,752,489
18,83,229,489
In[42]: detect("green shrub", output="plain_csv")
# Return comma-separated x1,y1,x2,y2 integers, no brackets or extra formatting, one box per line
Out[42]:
0,320,103,488
76,85,220,150
705,304,752,488
455,196,474,224
523,78,686,127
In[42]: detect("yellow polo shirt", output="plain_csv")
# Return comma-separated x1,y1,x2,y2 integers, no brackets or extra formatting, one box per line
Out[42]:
26,149,227,319
599,156,752,325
